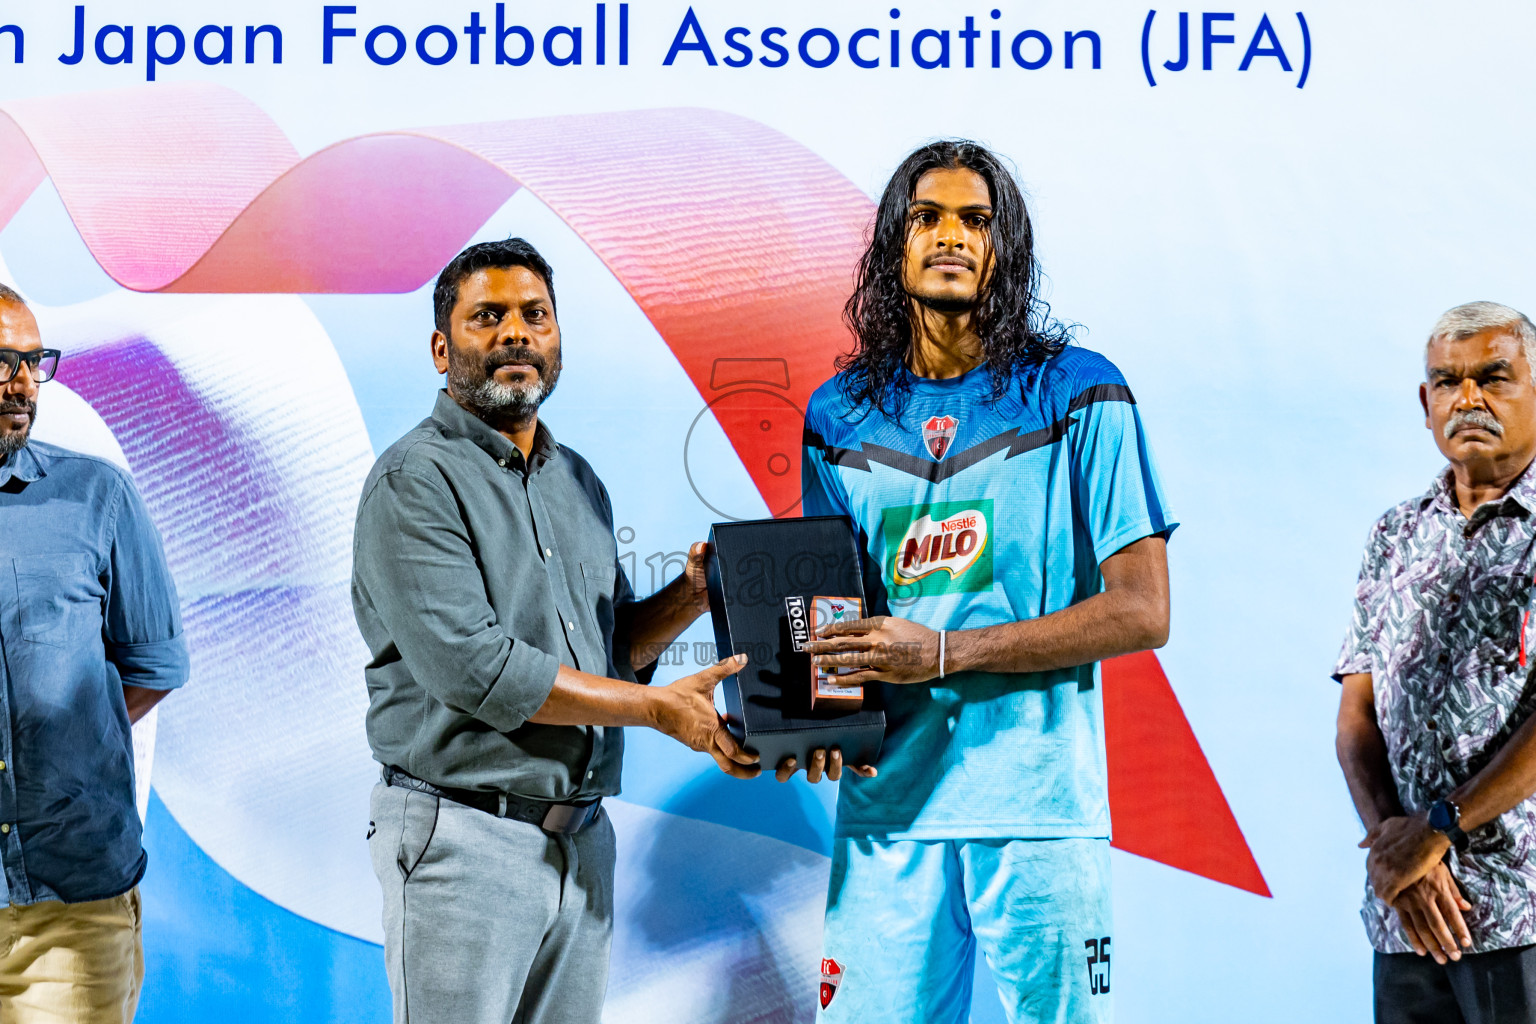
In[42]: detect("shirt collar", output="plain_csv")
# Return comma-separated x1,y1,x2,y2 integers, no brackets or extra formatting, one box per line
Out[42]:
1421,468,1459,515
0,442,47,487
1506,461,1536,516
1421,459,1536,519
430,390,559,472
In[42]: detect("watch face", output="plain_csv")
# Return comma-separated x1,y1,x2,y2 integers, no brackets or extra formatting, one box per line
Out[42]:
1429,801,1455,832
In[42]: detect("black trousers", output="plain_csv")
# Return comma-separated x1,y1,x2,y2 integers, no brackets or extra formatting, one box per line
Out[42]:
1377,947,1536,1024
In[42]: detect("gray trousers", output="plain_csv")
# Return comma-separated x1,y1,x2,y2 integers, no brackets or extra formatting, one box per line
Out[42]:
1376,946,1536,1024
368,782,615,1024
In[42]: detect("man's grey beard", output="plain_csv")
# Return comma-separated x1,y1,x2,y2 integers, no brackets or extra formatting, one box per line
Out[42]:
0,430,27,462
1444,408,1504,440
452,374,552,420
446,345,561,422
0,398,34,462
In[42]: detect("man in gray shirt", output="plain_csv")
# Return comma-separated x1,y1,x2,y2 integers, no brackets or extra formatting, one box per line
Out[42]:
352,238,758,1024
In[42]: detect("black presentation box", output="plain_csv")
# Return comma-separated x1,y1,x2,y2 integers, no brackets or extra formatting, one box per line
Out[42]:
706,516,886,770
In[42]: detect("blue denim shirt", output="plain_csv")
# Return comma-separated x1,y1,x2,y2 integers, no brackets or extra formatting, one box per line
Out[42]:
0,441,189,905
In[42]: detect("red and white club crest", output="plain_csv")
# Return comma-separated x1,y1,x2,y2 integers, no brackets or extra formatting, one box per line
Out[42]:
922,414,959,460
820,957,844,1010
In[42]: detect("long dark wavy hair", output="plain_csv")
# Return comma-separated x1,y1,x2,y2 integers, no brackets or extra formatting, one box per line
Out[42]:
838,141,1073,418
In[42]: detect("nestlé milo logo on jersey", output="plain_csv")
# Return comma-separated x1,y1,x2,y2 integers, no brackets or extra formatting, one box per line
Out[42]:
881,499,994,595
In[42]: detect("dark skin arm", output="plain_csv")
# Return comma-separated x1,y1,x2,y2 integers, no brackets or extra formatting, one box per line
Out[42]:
1447,712,1536,834
1336,673,1403,832
528,542,758,779
617,542,711,671
1340,672,1472,962
529,655,759,779
805,535,1168,681
1362,694,1536,906
123,685,170,725
779,535,1170,783
938,532,1170,674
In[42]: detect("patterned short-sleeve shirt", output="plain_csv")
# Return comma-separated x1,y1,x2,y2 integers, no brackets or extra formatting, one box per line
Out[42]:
1336,466,1536,953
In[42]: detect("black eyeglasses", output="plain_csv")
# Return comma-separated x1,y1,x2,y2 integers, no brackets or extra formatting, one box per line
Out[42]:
0,349,60,384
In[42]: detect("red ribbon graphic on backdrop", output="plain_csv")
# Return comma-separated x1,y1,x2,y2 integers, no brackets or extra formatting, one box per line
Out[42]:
0,83,1267,896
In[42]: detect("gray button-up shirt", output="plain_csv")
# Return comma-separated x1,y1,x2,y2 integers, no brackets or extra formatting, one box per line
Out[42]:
352,391,639,801
1336,465,1536,953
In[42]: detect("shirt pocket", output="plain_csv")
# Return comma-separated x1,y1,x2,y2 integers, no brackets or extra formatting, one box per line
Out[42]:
580,562,618,652
15,553,102,647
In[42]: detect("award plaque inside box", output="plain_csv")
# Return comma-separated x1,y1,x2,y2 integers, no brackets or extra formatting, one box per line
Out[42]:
705,515,886,770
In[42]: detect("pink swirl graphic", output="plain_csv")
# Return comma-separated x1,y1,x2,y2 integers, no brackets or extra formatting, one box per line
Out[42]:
0,83,867,518
1,83,1264,895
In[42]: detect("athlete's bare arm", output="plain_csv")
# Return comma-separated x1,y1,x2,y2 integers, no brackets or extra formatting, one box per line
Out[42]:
803,534,1169,684
776,535,1167,784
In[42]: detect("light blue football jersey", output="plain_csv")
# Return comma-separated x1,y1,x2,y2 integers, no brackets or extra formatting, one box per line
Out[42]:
801,347,1176,839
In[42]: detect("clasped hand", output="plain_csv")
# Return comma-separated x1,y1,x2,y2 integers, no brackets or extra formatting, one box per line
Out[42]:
1361,814,1471,963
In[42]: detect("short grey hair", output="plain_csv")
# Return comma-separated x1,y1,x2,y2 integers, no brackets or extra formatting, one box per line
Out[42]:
1427,301,1536,383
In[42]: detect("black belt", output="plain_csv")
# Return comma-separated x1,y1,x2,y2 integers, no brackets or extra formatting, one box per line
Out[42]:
382,767,602,836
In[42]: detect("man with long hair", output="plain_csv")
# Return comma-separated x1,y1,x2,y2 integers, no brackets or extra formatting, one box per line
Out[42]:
795,142,1176,1022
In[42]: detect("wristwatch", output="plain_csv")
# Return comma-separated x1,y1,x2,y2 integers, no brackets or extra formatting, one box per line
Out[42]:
1428,798,1470,852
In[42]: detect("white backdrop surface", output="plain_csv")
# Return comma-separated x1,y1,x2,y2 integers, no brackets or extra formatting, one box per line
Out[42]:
1,3,1529,1021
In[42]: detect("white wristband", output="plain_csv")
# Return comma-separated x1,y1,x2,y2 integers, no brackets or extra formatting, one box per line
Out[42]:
938,629,946,680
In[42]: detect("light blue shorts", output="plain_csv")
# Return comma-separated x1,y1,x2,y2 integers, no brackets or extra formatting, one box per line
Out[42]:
818,837,1112,1024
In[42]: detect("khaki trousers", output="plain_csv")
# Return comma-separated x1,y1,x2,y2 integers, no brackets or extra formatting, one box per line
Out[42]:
0,889,143,1024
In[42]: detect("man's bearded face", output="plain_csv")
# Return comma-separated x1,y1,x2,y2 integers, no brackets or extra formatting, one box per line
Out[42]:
446,340,561,421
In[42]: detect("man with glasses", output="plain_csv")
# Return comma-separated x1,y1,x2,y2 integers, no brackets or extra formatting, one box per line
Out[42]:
0,284,189,1023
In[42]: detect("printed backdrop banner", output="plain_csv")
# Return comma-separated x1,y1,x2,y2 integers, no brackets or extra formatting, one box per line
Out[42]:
0,2,1524,1020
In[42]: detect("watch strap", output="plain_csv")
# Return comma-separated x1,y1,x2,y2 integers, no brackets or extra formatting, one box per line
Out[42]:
1430,798,1471,852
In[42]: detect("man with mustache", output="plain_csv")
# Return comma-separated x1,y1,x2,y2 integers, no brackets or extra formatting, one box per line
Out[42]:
0,284,189,1022
794,142,1175,1023
351,238,758,1024
1337,301,1536,1023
